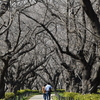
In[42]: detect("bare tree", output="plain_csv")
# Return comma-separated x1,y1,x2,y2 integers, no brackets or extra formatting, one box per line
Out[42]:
30,0,100,94
0,0,100,98
0,0,51,98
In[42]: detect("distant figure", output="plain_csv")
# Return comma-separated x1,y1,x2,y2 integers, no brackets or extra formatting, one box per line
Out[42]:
45,83,52,100
42,84,46,100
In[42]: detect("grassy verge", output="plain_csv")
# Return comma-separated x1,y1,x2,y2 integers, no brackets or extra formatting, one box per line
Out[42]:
52,92,100,100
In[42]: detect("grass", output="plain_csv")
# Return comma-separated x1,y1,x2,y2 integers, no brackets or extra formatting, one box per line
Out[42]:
52,96,58,100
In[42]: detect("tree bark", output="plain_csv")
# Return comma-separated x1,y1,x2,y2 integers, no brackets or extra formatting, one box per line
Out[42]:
0,79,5,98
80,0,100,36
0,0,10,17
90,66,100,93
0,58,9,98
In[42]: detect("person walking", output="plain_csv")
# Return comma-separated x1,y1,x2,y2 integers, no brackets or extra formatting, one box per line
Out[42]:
45,83,52,100
42,84,46,100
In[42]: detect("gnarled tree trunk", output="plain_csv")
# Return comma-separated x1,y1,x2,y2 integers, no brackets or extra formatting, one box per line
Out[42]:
0,77,5,98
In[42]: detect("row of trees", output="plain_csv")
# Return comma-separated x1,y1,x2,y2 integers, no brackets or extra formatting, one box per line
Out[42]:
0,0,100,98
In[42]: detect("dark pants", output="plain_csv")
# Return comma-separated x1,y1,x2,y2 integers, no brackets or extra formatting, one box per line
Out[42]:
46,91,51,100
43,93,46,100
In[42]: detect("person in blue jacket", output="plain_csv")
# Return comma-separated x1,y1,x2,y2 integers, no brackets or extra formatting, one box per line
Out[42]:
45,83,52,100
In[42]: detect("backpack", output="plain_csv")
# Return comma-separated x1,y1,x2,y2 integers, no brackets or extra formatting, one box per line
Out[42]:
49,87,52,92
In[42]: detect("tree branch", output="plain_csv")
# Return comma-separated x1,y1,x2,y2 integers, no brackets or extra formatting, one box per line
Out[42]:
80,0,100,36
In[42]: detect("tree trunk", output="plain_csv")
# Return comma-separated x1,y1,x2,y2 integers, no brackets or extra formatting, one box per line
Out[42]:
0,73,5,98
0,59,9,98
90,66,100,93
82,68,91,94
80,0,100,36
0,82,5,98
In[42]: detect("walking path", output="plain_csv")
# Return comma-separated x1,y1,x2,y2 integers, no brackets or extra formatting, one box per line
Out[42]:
29,94,55,100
